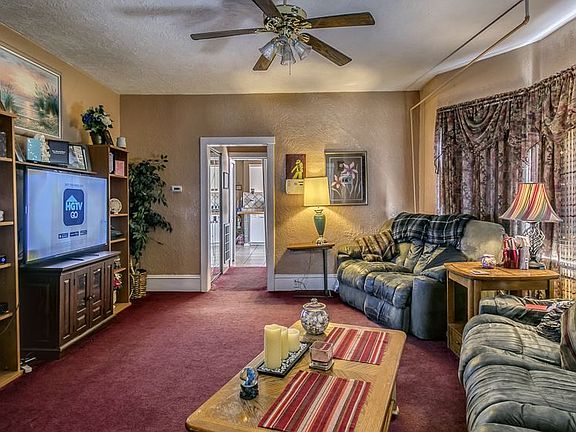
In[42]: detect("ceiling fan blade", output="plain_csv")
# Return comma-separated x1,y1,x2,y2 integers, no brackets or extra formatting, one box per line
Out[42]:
307,12,375,29
302,33,351,66
253,54,275,71
190,28,267,40
251,0,282,18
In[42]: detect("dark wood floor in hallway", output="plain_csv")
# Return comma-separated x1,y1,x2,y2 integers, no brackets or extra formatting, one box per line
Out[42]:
0,290,466,432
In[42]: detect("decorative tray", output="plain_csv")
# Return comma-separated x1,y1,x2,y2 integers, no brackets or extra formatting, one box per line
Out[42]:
257,342,310,377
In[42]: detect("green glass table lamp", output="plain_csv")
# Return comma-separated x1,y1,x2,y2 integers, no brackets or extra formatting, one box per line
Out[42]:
304,177,330,244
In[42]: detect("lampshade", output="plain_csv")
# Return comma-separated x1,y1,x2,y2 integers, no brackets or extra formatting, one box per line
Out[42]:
259,38,278,61
304,177,330,207
291,39,311,60
500,183,562,222
279,40,295,66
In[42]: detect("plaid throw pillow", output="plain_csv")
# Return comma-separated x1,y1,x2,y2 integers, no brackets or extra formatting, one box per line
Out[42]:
560,302,576,371
536,301,574,343
356,230,397,262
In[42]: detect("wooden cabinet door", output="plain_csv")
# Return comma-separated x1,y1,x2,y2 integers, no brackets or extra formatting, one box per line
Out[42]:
88,263,105,327
59,272,74,345
72,269,89,336
102,259,114,319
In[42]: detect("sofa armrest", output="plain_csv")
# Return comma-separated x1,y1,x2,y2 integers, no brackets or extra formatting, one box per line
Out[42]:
479,295,556,326
420,265,446,283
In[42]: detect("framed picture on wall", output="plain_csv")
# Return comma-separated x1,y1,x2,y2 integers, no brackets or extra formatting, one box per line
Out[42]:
325,150,368,205
0,44,62,138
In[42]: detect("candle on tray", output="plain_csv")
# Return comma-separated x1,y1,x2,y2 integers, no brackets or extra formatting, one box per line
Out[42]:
264,324,282,369
287,328,300,352
280,326,289,359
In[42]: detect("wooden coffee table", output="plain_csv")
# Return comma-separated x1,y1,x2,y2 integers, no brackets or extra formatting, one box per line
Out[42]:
186,321,406,432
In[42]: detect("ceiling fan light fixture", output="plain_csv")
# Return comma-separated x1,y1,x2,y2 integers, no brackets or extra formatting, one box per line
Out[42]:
259,38,278,61
292,39,311,60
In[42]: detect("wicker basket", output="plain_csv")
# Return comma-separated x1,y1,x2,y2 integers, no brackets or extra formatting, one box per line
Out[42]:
131,269,148,299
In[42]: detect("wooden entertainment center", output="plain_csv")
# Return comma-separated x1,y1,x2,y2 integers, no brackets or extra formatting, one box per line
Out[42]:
0,118,132,382
19,252,119,359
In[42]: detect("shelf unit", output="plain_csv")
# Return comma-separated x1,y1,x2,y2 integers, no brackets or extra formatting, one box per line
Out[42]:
0,109,22,388
88,145,131,314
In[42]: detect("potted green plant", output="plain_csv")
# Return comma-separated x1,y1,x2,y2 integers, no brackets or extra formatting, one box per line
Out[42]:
129,154,172,298
81,105,113,145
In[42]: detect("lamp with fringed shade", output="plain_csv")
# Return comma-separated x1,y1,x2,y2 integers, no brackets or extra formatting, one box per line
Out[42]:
501,183,561,268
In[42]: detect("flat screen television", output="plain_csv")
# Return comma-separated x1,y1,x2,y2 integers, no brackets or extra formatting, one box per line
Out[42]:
23,168,108,264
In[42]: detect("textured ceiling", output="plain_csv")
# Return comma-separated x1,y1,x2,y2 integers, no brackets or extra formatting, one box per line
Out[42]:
1,0,575,94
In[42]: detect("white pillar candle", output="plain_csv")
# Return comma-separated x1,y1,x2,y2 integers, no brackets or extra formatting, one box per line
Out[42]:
287,328,300,352
264,324,282,369
280,326,289,359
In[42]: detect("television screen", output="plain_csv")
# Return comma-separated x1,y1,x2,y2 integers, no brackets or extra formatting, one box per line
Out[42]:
25,168,108,263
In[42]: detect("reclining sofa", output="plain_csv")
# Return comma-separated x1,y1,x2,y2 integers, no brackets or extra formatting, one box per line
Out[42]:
459,295,576,432
336,212,504,339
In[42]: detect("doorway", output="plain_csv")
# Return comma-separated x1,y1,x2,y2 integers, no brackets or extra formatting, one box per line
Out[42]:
200,137,275,292
231,156,267,268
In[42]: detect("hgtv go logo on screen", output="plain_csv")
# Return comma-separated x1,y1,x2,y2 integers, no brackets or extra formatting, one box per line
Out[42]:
63,189,85,226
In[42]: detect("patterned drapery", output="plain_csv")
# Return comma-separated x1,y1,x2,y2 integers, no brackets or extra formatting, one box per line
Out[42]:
435,65,576,295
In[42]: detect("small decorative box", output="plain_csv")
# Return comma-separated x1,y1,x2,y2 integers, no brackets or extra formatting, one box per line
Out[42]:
310,341,333,363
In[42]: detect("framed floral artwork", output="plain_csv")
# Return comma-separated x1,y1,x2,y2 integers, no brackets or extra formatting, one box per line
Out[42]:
0,44,61,138
325,150,367,205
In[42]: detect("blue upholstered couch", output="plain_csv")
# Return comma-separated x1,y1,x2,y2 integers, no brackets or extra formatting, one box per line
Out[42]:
336,214,504,339
459,296,576,432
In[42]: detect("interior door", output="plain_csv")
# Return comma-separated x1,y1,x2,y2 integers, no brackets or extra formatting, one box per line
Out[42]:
209,149,222,280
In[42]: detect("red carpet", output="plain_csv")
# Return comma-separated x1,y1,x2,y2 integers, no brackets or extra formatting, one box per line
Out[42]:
0,290,466,432
211,267,267,291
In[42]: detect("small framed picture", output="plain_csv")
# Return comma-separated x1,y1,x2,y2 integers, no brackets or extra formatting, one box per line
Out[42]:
114,160,125,176
68,144,90,170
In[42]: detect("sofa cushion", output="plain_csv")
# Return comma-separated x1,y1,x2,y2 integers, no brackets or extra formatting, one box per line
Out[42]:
392,242,412,267
479,295,552,326
463,352,576,432
560,302,576,372
363,272,414,308
402,241,424,272
337,260,409,290
536,301,574,343
460,314,561,381
356,229,397,261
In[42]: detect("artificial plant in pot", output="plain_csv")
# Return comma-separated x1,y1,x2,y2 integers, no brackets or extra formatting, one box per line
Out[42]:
129,154,172,298
81,104,113,145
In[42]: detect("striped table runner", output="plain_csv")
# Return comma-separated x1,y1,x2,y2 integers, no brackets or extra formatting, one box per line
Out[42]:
258,370,371,432
324,327,387,365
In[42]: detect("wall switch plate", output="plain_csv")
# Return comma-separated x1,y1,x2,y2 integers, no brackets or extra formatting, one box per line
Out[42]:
171,185,183,193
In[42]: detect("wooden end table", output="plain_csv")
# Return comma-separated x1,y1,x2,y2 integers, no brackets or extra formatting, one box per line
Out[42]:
444,261,559,355
286,242,335,297
185,321,406,432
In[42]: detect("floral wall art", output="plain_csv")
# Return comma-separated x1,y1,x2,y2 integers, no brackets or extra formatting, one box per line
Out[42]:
0,44,61,137
325,150,367,205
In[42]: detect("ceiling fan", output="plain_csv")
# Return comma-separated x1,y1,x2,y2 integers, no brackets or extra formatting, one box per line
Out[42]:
190,0,375,71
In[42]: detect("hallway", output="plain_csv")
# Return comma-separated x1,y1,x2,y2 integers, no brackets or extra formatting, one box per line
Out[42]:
233,244,265,267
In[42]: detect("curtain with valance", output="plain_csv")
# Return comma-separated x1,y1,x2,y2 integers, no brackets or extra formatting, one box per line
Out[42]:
435,65,576,295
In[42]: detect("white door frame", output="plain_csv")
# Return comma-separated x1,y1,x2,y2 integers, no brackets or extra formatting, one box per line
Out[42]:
200,137,275,292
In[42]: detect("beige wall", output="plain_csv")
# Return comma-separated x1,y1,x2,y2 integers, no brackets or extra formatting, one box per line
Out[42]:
121,92,418,275
0,24,120,143
418,18,576,213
